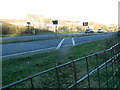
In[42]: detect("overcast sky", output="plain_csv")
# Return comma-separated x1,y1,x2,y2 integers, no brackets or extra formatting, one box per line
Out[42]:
1,0,119,25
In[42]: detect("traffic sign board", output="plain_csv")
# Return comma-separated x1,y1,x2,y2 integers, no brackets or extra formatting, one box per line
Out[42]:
83,22,88,26
52,20,58,25
27,22,30,25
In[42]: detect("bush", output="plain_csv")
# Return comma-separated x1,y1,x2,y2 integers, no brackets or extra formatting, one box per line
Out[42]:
105,31,120,47
115,30,120,43
2,22,31,35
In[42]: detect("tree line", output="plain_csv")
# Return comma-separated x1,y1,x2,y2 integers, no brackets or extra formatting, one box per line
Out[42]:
1,20,118,36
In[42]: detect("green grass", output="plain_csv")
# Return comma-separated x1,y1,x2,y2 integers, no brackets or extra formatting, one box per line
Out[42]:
2,39,119,88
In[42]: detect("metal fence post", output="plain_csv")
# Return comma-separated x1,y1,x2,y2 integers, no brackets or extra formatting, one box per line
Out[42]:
55,68,60,89
72,62,77,89
110,49,115,88
95,54,100,88
30,77,34,89
114,52,118,88
104,51,109,88
116,44,120,88
85,57,90,88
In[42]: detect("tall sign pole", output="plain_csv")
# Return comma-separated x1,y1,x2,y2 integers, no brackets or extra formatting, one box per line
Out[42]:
83,22,88,32
27,22,31,33
55,25,57,36
52,20,58,37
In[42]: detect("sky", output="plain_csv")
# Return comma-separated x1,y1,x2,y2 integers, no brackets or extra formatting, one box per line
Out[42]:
0,0,120,25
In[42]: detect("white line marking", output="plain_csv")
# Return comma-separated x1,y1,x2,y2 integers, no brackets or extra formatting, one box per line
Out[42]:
2,47,55,58
72,38,75,46
56,38,65,50
62,44,72,47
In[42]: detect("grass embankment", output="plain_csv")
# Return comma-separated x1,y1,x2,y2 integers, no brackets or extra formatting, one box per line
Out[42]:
3,39,110,87
2,33,107,44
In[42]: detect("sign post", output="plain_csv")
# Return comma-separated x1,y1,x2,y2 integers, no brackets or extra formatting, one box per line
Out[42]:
33,24,36,35
83,22,88,32
27,22,31,33
52,20,58,37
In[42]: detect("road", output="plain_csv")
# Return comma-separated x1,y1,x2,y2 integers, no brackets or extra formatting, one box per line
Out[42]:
2,34,112,59
2,33,84,40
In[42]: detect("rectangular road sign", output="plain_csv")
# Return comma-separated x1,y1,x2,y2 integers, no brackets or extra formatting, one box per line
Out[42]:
83,22,88,26
52,20,58,25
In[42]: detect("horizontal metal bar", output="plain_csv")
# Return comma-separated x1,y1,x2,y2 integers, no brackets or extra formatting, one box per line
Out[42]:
100,65,119,88
115,80,120,88
67,53,119,89
2,77,29,89
100,76,114,88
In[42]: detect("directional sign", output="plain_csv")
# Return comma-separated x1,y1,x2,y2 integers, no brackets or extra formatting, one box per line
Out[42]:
52,20,58,25
83,22,88,26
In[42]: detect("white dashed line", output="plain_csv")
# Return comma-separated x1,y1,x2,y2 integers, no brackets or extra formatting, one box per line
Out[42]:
72,38,75,46
56,38,65,50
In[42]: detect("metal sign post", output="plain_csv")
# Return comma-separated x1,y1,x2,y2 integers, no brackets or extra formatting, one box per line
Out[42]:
27,22,31,33
33,24,36,35
83,22,88,32
52,20,58,37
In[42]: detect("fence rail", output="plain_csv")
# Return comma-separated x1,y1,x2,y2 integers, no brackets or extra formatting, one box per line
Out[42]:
2,43,120,89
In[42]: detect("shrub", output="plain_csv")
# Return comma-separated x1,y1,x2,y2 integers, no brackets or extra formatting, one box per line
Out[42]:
2,22,31,35
104,31,120,48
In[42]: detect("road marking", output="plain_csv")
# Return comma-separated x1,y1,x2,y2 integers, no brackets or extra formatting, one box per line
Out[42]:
72,38,75,46
1,47,55,58
56,38,65,50
63,44,72,47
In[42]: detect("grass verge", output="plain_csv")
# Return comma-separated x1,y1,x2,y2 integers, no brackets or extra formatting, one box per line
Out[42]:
2,39,108,86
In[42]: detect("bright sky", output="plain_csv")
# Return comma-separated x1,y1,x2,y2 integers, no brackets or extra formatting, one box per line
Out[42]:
0,0,119,25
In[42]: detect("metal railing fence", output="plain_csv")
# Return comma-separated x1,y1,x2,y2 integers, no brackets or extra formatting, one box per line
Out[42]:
2,43,120,89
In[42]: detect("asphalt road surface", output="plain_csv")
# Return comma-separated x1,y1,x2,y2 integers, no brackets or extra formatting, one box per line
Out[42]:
2,34,113,59
2,33,84,40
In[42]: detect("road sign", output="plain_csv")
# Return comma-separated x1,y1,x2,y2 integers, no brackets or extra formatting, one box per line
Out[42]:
52,20,58,25
27,22,30,25
83,22,88,26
